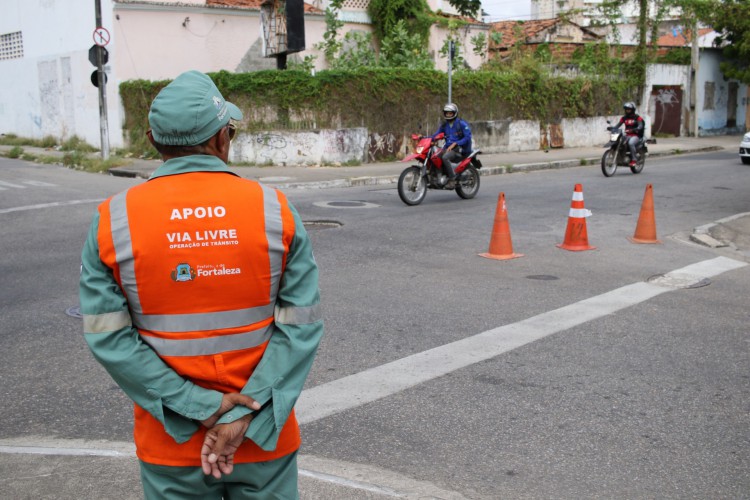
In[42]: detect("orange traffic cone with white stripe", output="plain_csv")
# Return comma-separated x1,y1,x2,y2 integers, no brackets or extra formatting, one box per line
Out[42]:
557,183,596,251
479,192,523,260
628,184,661,244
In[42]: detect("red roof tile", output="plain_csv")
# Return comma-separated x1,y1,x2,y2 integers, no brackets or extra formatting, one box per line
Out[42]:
655,27,713,47
489,18,560,50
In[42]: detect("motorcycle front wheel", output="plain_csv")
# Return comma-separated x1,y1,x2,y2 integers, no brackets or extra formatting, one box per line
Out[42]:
601,149,617,177
631,149,645,174
398,166,427,206
456,166,480,199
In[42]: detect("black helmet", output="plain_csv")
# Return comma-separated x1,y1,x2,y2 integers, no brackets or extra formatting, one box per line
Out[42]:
623,102,636,114
443,103,458,121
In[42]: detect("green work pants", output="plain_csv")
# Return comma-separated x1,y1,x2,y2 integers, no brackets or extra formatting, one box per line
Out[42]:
139,451,298,500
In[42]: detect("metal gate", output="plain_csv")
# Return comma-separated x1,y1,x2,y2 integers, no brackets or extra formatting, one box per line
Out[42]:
651,85,682,136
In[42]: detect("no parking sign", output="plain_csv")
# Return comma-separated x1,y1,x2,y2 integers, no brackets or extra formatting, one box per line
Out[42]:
93,26,110,46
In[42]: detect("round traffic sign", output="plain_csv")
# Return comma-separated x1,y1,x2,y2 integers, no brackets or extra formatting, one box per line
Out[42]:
93,26,110,46
91,69,108,88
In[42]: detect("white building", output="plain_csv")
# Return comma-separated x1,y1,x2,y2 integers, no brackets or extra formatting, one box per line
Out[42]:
0,0,487,149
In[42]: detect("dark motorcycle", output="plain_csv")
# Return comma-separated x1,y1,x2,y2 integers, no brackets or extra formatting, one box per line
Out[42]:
397,133,482,206
601,120,648,177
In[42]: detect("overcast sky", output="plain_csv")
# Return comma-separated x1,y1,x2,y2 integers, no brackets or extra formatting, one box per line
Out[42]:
481,0,532,22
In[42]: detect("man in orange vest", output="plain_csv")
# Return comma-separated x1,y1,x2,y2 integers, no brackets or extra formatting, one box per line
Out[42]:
79,70,324,498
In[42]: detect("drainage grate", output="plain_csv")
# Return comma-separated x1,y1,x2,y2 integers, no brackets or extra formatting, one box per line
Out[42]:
313,201,380,209
526,275,559,281
303,220,343,230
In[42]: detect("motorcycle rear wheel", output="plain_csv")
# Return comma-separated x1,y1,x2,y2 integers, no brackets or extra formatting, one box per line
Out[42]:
456,166,480,199
398,166,427,206
601,149,617,177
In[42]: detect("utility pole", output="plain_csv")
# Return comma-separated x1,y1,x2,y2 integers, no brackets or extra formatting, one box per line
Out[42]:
447,40,454,104
689,21,700,137
94,0,110,159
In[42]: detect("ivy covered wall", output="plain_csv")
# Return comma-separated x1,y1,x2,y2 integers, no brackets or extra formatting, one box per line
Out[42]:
120,68,634,155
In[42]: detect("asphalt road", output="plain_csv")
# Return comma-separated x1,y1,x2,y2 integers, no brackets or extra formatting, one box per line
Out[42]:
0,149,748,499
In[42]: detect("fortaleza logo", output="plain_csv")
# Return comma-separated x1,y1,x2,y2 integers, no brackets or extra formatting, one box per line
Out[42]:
170,263,242,282
197,264,242,277
170,263,196,282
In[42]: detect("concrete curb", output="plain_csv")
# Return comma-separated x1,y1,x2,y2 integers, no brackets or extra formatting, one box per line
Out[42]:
262,144,727,190
690,211,750,249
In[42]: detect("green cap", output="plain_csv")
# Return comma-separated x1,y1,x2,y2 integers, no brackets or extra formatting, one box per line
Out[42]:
148,70,242,146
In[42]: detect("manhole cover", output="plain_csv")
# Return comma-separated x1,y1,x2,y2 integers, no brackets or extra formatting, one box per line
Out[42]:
313,201,380,209
647,274,711,289
526,275,559,281
303,220,342,230
66,306,83,319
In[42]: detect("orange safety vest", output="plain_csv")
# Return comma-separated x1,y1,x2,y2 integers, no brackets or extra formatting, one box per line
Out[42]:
96,171,298,466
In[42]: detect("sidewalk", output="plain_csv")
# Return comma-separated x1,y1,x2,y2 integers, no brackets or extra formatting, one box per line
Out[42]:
105,134,738,189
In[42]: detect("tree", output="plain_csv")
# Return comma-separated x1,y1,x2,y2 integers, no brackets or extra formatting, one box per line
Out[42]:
703,0,750,83
367,0,433,43
446,0,482,18
379,20,434,69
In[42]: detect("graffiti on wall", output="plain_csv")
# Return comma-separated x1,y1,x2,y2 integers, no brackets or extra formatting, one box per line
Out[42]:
655,87,679,107
367,132,402,161
253,133,317,164
256,134,288,163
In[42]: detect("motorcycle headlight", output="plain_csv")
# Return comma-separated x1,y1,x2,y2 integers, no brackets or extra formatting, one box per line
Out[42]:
610,133,619,141
415,146,425,154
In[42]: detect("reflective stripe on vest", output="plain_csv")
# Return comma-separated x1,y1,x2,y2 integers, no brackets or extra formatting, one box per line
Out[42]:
108,183,285,334
141,323,274,357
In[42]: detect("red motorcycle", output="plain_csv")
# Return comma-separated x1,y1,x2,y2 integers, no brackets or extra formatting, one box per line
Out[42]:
397,133,482,206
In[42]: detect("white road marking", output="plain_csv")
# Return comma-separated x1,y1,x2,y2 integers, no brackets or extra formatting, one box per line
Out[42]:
0,199,104,214
295,256,747,424
0,180,27,189
298,469,407,497
22,180,57,187
0,445,133,457
0,439,463,498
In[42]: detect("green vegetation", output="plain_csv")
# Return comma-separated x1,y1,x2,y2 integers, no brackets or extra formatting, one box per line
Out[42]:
368,0,433,44
0,133,57,148
704,0,750,83
62,151,129,173
655,47,691,65
0,134,130,173
120,66,634,153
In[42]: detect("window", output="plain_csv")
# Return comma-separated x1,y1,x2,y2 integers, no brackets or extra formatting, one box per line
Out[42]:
703,81,715,110
0,31,23,60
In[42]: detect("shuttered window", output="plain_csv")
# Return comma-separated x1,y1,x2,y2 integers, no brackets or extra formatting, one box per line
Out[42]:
0,31,23,60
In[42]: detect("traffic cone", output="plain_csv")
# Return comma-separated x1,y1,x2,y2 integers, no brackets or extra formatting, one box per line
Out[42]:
557,183,596,251
479,193,523,260
628,184,661,244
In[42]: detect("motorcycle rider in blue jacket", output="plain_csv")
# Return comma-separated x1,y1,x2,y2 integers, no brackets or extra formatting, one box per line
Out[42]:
431,103,472,184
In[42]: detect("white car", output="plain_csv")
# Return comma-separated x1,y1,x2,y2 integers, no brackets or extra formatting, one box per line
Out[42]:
740,132,750,165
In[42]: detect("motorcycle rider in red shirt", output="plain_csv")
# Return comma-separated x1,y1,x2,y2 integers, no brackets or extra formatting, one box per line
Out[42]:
610,102,645,167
